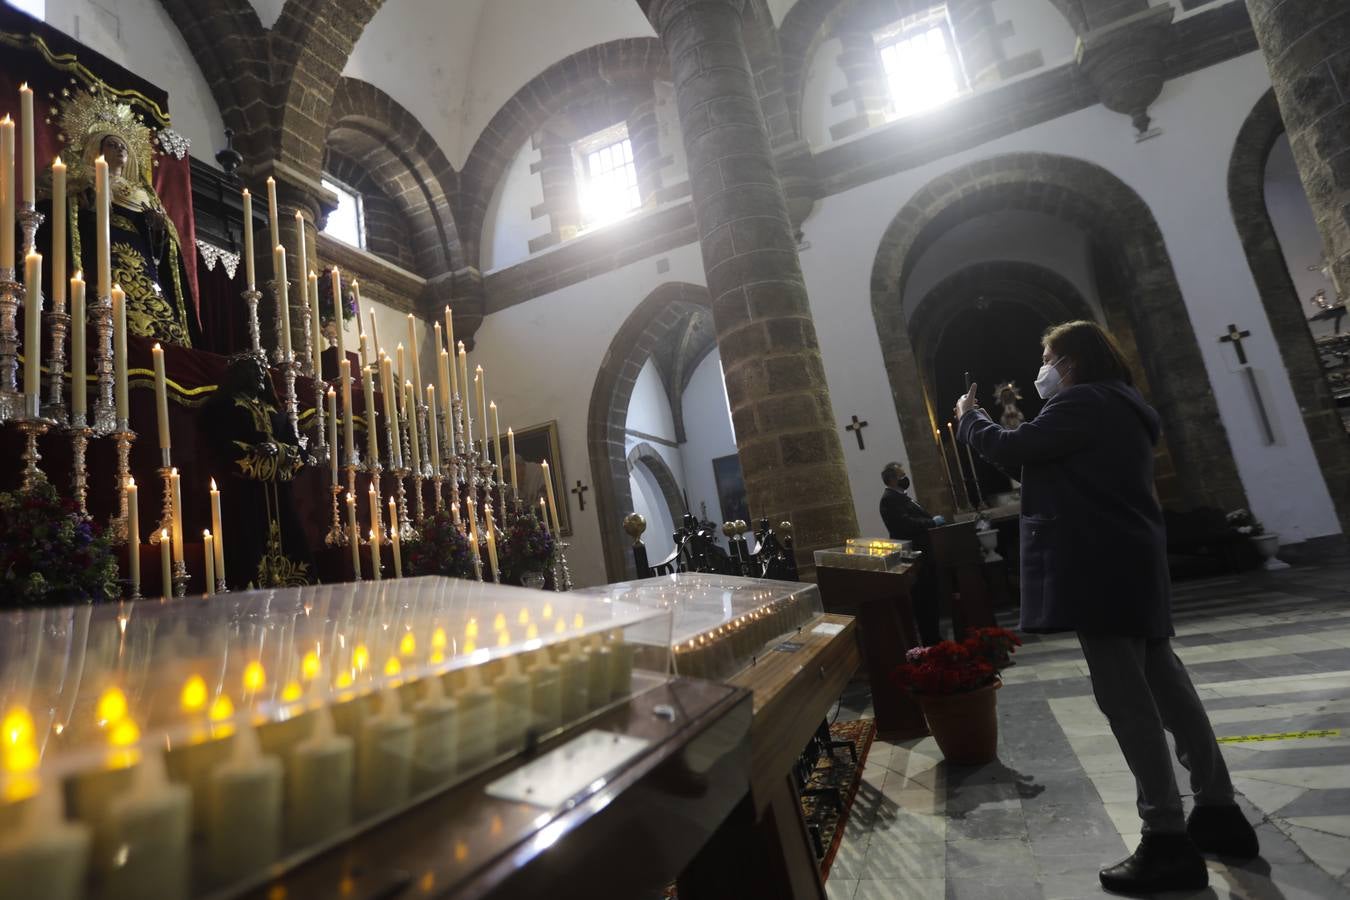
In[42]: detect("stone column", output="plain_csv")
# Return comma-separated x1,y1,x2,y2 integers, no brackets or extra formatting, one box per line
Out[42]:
642,0,859,577
1248,0,1350,295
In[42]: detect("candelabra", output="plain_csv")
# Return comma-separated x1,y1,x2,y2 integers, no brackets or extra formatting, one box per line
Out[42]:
413,403,431,524
311,378,329,468
172,559,188,599
69,420,92,517
279,353,304,450
17,416,51,492
107,428,135,545
90,291,115,436
151,459,174,545
325,483,347,547
551,540,573,592
366,460,385,541
396,411,417,541
242,287,264,360
17,206,68,427
299,294,314,379
269,280,286,365
0,270,20,422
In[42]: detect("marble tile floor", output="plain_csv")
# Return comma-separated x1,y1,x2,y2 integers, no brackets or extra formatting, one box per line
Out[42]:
827,558,1350,900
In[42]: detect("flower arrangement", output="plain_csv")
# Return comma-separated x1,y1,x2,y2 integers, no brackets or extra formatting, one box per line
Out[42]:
892,627,1021,697
405,509,475,578
319,268,359,324
0,483,119,606
1226,509,1265,537
499,514,555,584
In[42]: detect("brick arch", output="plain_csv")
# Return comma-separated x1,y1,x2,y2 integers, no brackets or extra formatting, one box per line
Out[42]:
870,151,1246,517
1228,89,1350,535
626,442,687,536
588,282,711,581
326,78,464,277
457,38,671,267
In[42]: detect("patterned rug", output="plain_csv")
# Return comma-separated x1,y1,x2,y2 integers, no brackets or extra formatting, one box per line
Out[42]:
662,717,876,896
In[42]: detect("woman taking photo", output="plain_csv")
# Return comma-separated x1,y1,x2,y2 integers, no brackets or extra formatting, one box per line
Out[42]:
955,321,1258,895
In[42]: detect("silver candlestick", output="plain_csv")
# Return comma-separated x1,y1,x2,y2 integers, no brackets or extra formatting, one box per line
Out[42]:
299,291,314,379
150,454,174,546
242,287,264,360
325,483,348,547
311,377,329,467
366,461,385,541
70,419,92,517
17,206,68,426
172,559,188,599
107,428,135,545
269,280,285,364
0,270,20,422
90,292,115,436
17,416,52,492
551,540,573,592
280,353,304,450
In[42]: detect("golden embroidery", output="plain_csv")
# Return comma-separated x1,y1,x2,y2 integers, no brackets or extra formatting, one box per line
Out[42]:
113,240,190,346
256,522,310,588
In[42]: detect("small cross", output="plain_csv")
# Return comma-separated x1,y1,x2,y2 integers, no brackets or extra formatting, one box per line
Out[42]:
1219,323,1253,366
845,415,869,451
571,480,589,512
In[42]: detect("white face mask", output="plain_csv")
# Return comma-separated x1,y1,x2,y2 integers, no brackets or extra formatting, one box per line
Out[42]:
1035,359,1065,400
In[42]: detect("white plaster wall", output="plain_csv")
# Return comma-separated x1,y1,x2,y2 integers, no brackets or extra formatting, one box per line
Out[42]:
42,0,226,165
993,0,1077,71
802,37,851,152
680,351,738,527
627,359,676,440
469,242,708,587
482,139,546,273
629,467,675,562
244,0,283,30
902,210,1102,321
1265,135,1338,340
799,50,1340,544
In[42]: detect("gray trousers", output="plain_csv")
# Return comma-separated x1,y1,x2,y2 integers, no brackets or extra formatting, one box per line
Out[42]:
1077,634,1235,834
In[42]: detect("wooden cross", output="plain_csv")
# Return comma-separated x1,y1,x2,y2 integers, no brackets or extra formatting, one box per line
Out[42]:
845,415,869,451
1219,323,1252,365
571,480,589,512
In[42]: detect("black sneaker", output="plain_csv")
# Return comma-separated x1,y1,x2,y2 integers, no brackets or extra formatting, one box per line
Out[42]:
1099,833,1208,895
1187,803,1260,859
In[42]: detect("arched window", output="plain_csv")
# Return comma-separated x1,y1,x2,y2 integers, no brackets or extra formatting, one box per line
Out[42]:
322,176,365,249
573,123,640,227
876,6,964,119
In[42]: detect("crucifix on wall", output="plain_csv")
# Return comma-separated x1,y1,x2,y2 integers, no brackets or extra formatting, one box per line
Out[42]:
845,415,869,451
1218,323,1275,446
571,480,589,512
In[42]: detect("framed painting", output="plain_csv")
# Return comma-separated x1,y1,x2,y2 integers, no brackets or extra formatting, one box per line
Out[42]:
502,419,572,536
711,454,749,525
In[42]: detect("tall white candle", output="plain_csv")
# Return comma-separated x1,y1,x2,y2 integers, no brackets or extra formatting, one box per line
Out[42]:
0,117,13,270
395,343,405,399
362,361,379,467
443,306,456,381
507,429,518,497
152,343,170,451
327,388,339,484
475,366,488,463
367,309,380,361
285,709,353,849
541,460,561,533
484,504,499,579
273,245,291,356
111,284,127,423
490,402,502,475
241,188,255,289
22,250,40,415
368,528,381,582
457,342,470,443
94,750,191,900
205,726,282,883
160,529,171,600
355,690,412,817
209,479,224,588
203,530,215,597
390,521,402,579
380,355,401,469
406,314,421,390
71,273,85,417
292,210,307,295
405,380,421,474
51,157,65,307
95,155,109,299
308,271,321,377
265,177,280,265
170,468,184,563
19,85,34,205
331,266,346,364
126,478,139,598
346,494,361,579
340,359,356,467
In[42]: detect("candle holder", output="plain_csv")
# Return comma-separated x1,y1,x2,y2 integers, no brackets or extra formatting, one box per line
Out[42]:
0,270,21,422
298,292,314,379
324,484,348,547
269,279,285,365
551,540,573,593
69,419,93,517
16,416,52,492
18,204,43,256
150,461,174,547
451,393,467,458
279,353,305,451
90,292,115,436
106,428,135,546
310,377,329,468
366,460,385,540
172,559,188,599
242,287,265,361
432,471,445,512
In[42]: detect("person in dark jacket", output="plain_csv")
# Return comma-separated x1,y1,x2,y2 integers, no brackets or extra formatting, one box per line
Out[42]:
880,462,944,644
955,321,1258,895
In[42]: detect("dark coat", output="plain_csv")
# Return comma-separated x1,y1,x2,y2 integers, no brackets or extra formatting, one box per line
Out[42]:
880,488,936,550
957,381,1171,637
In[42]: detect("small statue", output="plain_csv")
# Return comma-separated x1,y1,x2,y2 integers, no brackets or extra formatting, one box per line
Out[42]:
205,354,311,588
995,381,1024,430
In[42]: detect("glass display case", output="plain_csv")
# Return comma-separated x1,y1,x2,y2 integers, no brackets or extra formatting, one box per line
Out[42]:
814,538,917,573
576,574,822,682
0,577,672,900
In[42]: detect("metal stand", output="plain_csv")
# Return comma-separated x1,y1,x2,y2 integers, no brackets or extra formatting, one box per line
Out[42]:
242,288,264,360
151,458,174,546
299,292,313,379
90,291,115,436
70,419,92,517
366,461,385,540
311,376,329,468
269,280,285,365
280,354,304,450
17,417,51,491
325,484,348,547
21,205,68,426
0,271,20,422
172,559,188,599
551,540,573,592
108,428,135,545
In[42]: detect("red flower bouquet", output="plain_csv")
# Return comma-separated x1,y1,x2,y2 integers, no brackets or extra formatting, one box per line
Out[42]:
892,627,1021,697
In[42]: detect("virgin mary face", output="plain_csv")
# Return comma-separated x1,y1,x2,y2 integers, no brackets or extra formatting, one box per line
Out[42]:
100,135,129,175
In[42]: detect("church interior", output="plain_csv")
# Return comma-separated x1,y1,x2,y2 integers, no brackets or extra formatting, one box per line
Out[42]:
0,0,1349,897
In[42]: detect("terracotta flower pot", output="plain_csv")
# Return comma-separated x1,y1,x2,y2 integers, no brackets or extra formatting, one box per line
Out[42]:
918,681,1000,765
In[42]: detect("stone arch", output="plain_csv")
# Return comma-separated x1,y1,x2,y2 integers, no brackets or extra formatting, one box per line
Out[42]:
588,282,712,581
626,442,687,536
871,151,1247,517
1228,89,1350,535
326,78,464,277
457,38,672,267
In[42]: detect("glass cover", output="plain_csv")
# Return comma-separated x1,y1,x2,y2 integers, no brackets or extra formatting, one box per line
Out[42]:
575,573,823,681
0,577,671,898
814,542,915,573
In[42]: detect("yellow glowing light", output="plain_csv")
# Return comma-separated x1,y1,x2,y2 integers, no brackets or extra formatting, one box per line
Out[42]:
497,631,510,648
335,670,354,689
517,609,530,625
243,661,266,693
109,718,140,747
431,627,448,651
572,613,584,630
466,618,479,640
554,620,566,635
492,613,506,632
453,840,469,862
542,603,553,620
209,695,235,722
399,633,416,657
180,675,208,712
4,742,38,773
281,681,303,703
353,644,370,672
302,650,322,681
3,708,35,747
526,623,539,640
429,651,445,664
97,687,128,724
384,657,402,676
463,640,476,655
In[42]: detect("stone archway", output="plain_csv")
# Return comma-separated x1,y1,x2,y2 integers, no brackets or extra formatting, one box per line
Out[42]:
1228,88,1350,536
626,442,687,545
871,151,1247,517
588,282,712,581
